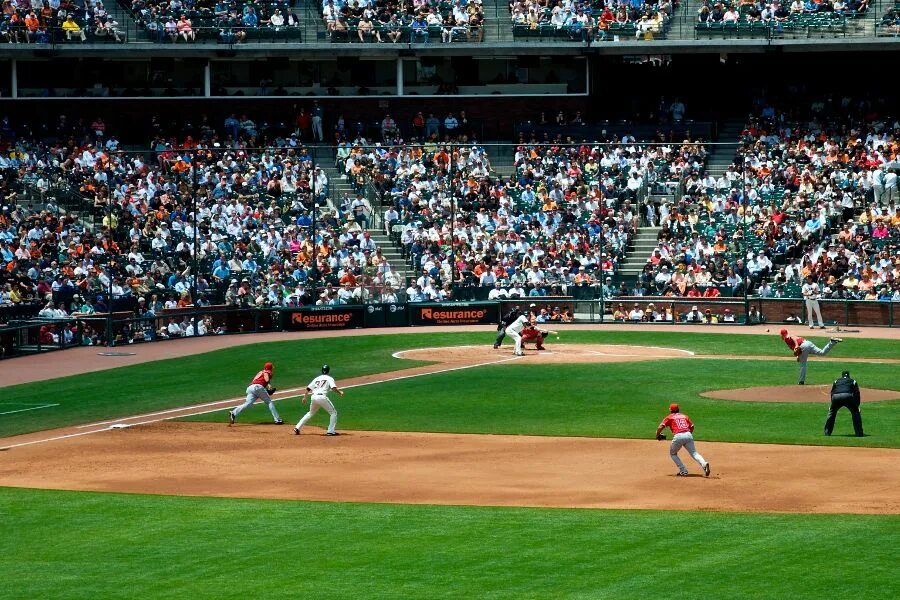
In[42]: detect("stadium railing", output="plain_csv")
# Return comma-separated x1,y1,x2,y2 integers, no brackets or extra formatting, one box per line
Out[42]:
1,296,895,361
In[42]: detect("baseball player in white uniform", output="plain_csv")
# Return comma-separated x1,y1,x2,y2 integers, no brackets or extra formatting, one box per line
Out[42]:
505,312,531,356
801,277,826,329
293,364,344,436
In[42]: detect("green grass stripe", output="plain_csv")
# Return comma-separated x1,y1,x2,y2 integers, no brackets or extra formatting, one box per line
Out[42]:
1,331,896,440
187,358,900,448
1,487,897,599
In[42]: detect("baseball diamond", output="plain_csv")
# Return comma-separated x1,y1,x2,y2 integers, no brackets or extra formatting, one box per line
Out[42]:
1,327,899,598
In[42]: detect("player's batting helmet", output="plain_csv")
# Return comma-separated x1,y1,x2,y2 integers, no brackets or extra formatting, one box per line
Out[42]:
264,362,274,371
322,364,330,374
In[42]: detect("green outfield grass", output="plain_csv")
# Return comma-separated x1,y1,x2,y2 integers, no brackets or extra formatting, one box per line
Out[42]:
1,330,897,441
1,487,897,600
188,358,900,447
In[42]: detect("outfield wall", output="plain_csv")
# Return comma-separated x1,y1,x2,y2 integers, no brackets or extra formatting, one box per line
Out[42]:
1,297,897,361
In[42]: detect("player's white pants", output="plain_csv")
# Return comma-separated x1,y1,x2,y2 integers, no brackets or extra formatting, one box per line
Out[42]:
295,395,338,434
506,327,523,355
670,432,707,475
232,384,281,422
805,299,824,328
797,339,836,384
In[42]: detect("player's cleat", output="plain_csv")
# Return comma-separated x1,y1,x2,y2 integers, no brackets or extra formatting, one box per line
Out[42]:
492,344,499,349
275,419,284,425
704,463,711,477
326,431,340,436
228,412,235,425
676,472,689,477
799,381,805,385
292,427,300,435
830,337,843,344
819,326,826,329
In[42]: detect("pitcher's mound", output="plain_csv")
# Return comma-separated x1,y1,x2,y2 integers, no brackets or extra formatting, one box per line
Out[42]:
701,385,900,403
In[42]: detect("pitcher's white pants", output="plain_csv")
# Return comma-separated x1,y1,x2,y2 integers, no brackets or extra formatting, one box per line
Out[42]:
670,432,707,475
296,395,338,434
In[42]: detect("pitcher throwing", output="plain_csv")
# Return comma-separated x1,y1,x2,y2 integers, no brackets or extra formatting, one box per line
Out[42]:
293,364,344,436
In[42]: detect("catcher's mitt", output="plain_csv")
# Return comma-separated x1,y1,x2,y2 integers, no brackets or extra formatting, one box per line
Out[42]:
266,385,277,394
656,433,666,441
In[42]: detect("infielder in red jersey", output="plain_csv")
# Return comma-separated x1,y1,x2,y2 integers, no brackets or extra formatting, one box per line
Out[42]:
228,361,284,425
780,329,842,385
655,403,710,477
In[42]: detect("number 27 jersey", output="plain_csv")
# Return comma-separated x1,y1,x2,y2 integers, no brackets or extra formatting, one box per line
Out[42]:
308,375,337,396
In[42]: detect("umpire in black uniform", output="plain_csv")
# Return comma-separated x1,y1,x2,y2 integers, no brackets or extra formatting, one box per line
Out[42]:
494,305,523,349
825,370,864,437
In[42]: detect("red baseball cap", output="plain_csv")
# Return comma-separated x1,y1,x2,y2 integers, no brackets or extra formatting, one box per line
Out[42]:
780,329,788,337
669,403,679,412
264,362,274,371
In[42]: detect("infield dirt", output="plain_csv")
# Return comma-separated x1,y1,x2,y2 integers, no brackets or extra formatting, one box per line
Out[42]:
1,421,897,515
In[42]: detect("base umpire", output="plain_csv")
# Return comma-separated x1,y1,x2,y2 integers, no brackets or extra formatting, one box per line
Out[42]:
825,370,864,437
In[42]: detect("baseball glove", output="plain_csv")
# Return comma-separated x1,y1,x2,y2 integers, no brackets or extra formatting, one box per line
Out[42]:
266,385,277,394
656,433,666,441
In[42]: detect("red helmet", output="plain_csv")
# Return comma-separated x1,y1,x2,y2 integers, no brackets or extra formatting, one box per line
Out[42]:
264,362,274,372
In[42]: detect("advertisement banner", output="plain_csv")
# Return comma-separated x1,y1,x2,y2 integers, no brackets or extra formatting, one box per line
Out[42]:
409,303,497,326
283,306,364,330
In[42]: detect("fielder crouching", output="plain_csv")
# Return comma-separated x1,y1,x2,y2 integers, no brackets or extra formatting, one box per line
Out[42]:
521,324,556,350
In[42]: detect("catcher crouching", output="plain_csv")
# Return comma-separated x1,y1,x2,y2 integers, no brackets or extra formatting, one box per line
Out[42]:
521,324,556,350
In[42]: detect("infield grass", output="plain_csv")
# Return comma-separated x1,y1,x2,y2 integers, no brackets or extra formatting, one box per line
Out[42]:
188,358,900,447
1,487,897,600
1,330,897,441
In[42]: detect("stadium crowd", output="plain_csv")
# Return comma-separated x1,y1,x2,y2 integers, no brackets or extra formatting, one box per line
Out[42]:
322,0,485,43
354,135,709,300
0,112,423,339
128,0,303,43
633,95,900,303
510,0,677,41
0,0,124,44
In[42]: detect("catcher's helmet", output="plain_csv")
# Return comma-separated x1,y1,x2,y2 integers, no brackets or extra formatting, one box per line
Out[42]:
841,370,850,378
322,364,330,374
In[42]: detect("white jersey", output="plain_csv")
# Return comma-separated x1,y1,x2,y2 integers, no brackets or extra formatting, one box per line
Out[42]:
506,314,529,334
308,374,337,397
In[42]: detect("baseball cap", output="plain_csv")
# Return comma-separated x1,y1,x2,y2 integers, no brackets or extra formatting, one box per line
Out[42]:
529,303,536,308
669,403,680,412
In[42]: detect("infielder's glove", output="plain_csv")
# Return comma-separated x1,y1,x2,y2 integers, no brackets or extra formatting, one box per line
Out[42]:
266,385,277,394
656,433,666,441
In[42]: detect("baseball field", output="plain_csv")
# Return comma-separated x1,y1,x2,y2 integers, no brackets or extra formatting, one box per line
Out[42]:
1,326,899,598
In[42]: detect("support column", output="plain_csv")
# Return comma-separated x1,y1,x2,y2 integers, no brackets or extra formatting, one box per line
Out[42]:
11,59,17,99
204,60,211,97
396,58,403,96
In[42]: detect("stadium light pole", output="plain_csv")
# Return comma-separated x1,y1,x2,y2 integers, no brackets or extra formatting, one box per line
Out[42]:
450,142,456,291
311,151,318,292
191,152,199,336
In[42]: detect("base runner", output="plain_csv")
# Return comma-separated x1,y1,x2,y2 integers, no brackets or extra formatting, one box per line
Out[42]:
293,364,344,436
655,403,710,477
229,361,283,425
780,329,842,385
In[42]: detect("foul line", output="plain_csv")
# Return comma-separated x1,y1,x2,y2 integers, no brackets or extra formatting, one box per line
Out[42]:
1,355,522,450
0,404,59,416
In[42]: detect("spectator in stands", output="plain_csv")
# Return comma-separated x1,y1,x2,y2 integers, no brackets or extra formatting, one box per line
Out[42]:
62,15,86,41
